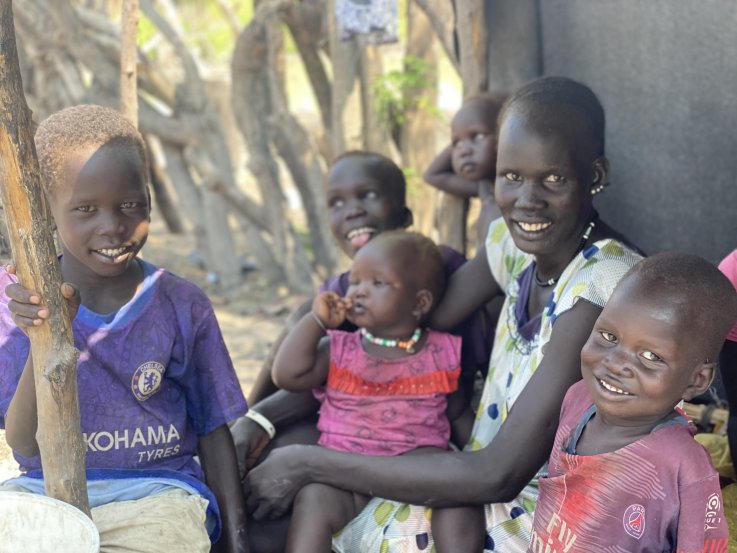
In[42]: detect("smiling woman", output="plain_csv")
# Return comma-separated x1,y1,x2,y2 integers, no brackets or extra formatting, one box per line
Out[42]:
246,77,644,553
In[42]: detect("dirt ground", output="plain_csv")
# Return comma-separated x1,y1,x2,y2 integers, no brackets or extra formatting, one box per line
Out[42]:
0,217,305,481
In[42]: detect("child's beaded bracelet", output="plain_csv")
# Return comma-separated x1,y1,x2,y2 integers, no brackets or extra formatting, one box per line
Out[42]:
244,410,276,439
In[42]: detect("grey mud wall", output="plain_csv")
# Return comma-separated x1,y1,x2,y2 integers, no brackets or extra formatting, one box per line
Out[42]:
485,0,737,262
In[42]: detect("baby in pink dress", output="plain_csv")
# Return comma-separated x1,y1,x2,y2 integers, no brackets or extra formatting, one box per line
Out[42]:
272,230,485,553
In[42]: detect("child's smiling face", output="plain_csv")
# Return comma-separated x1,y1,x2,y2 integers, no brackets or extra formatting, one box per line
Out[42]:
580,275,711,429
450,102,498,182
326,156,411,259
50,144,150,281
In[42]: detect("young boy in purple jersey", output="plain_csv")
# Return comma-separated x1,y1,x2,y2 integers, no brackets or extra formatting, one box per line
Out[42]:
530,253,734,553
0,105,248,553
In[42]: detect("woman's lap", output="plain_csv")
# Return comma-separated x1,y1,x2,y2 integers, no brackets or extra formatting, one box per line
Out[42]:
331,485,538,553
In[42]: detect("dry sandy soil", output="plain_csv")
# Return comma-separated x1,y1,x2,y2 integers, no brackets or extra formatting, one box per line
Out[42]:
0,218,303,480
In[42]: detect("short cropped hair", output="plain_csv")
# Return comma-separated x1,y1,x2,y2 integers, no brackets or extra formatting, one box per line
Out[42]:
500,76,606,157
334,150,406,206
35,104,149,195
625,252,737,358
377,230,445,305
462,91,509,132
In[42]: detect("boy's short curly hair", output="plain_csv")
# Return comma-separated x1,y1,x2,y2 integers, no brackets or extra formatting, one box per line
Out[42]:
35,104,149,195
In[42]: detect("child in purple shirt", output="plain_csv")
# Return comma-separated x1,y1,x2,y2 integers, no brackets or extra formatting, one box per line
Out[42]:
0,105,247,553
531,253,733,553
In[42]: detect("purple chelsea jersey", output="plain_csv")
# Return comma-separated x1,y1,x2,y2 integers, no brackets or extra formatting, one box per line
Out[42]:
0,260,247,482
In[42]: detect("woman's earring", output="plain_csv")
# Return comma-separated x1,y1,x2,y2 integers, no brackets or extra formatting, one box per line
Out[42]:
591,183,605,196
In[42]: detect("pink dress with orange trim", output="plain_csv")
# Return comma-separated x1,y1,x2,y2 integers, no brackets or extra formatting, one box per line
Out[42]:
315,329,461,456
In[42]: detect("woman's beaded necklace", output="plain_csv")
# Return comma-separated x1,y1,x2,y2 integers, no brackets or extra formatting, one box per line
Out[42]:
360,327,422,354
533,216,597,287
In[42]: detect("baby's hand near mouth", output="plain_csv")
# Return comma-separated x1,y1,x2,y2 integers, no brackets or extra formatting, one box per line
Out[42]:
312,291,350,329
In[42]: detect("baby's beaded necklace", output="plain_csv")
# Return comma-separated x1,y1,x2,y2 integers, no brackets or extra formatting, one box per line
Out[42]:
360,327,422,354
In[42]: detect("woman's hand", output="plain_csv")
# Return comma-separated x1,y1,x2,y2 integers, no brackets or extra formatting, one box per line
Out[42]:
231,416,272,477
312,291,351,330
245,445,315,520
5,264,80,330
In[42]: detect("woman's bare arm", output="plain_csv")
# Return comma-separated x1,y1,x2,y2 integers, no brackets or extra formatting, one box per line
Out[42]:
247,300,601,518
231,389,321,476
429,246,502,331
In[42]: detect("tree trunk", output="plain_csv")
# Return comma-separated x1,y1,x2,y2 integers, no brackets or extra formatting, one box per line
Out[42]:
359,43,394,158
141,0,242,287
268,112,336,276
146,136,185,233
0,0,89,516
414,0,459,75
436,0,489,253
120,0,139,125
456,0,488,94
327,0,361,157
282,0,331,134
232,13,313,293
402,1,440,238
159,141,211,259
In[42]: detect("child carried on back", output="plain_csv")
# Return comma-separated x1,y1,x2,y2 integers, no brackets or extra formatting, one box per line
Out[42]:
424,91,507,245
530,252,734,552
272,230,485,553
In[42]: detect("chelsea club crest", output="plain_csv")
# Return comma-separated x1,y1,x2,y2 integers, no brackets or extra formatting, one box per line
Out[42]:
131,361,165,401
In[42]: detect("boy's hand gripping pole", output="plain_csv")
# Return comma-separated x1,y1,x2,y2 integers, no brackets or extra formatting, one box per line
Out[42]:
0,0,89,516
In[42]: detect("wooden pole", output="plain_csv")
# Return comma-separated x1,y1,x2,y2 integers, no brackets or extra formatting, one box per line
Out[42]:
120,0,139,127
437,0,489,254
456,0,489,94
0,0,89,516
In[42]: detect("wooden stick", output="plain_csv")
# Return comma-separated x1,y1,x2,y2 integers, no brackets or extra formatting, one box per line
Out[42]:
0,0,89,516
121,0,139,127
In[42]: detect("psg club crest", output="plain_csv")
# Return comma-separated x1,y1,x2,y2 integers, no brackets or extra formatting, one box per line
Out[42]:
623,504,645,540
131,361,165,401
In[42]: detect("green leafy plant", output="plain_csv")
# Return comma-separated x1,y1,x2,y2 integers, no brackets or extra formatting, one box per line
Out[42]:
372,55,439,130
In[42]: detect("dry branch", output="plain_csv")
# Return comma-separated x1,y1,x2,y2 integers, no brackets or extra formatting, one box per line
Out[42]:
120,0,140,125
0,0,88,515
414,0,459,74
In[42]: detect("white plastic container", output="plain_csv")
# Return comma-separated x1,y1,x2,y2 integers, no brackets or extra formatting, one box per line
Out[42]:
0,491,99,552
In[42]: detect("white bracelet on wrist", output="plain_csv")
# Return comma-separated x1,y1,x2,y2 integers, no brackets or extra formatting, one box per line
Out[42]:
245,410,276,439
